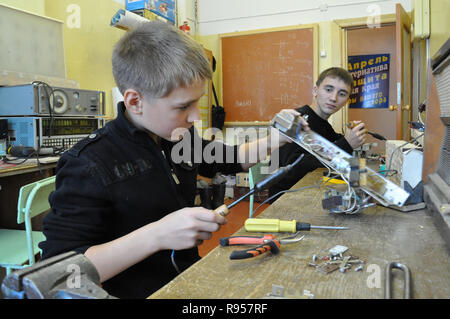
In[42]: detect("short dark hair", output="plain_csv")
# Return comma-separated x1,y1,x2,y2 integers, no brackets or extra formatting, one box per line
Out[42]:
112,21,212,98
316,67,354,91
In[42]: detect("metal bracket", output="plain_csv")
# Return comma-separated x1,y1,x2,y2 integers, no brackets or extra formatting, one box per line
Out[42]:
384,262,412,299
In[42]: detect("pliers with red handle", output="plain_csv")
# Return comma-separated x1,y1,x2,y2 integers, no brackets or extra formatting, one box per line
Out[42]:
219,233,305,260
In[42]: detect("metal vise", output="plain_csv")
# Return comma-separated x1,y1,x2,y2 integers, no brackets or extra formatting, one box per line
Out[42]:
1,251,116,299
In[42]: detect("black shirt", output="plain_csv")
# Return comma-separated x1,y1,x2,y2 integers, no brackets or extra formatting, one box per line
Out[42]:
268,105,353,201
39,102,243,298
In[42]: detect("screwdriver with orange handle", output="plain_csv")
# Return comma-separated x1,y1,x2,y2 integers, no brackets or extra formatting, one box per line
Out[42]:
213,154,305,217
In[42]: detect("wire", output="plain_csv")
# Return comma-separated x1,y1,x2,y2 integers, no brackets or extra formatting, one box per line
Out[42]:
418,98,427,126
171,250,181,274
293,125,371,214
386,133,424,177
378,169,397,177
32,81,55,138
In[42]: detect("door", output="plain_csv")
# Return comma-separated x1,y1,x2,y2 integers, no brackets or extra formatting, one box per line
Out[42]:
395,3,412,141
344,3,413,151
346,24,396,153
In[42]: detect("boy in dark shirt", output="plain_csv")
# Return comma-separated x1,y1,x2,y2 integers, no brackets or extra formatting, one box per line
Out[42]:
269,67,367,201
39,21,307,299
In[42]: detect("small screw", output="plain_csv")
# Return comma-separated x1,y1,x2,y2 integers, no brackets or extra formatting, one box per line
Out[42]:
354,265,364,272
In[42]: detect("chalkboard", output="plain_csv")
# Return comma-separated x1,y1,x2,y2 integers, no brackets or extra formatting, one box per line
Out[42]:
222,26,317,123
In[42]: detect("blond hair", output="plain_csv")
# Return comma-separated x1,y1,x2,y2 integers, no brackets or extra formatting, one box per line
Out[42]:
112,21,212,98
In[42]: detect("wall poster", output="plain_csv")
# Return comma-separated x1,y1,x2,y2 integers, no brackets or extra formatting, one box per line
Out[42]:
348,54,390,109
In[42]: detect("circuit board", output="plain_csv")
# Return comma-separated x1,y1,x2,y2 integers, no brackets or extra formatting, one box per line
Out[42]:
271,111,410,207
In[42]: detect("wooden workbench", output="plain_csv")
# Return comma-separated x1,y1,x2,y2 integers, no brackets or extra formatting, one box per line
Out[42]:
0,161,57,178
149,170,450,299
0,159,57,229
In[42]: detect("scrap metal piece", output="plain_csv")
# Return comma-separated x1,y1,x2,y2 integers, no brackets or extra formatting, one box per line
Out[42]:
354,265,364,272
278,233,305,245
339,256,351,272
329,245,348,256
264,284,288,299
303,289,315,299
264,284,311,299
384,262,412,299
270,284,285,297
317,263,339,274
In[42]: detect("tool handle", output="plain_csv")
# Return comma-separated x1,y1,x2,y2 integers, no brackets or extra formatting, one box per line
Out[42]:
368,131,387,141
220,235,276,246
244,218,297,233
229,240,280,260
295,222,311,231
253,154,305,192
214,204,229,216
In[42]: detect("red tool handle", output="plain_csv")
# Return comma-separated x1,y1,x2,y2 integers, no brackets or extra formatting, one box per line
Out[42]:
220,235,276,246
229,240,280,260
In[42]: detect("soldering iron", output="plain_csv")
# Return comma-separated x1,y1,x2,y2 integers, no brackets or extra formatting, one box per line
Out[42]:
213,153,305,217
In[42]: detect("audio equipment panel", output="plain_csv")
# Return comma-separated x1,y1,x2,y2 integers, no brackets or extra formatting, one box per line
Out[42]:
1,117,105,151
0,83,105,117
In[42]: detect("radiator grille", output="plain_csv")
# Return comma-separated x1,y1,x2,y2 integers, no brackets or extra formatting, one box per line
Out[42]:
434,56,450,117
437,127,450,184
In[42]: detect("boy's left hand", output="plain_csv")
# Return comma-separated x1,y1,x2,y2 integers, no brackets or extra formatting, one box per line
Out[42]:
271,109,310,146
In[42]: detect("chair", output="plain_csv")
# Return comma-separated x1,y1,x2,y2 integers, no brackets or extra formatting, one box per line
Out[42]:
248,159,271,218
0,175,55,275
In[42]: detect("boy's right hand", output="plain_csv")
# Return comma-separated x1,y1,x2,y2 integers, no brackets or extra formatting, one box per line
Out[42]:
154,207,227,250
344,120,367,149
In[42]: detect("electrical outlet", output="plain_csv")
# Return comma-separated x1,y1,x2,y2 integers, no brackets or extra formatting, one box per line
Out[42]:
320,50,326,57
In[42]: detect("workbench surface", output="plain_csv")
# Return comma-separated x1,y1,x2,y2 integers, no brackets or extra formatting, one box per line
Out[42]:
149,170,450,299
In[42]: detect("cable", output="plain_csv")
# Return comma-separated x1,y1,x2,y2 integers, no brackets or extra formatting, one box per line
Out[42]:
386,133,424,177
293,125,371,214
32,81,55,138
171,250,181,274
418,98,427,126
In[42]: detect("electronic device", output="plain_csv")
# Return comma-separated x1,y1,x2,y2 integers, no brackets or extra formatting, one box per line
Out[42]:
1,116,104,151
425,37,450,252
271,111,410,210
385,140,423,187
0,83,105,117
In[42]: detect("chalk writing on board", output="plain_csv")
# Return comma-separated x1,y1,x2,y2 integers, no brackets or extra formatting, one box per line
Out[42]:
279,79,302,91
296,41,310,48
235,100,252,107
278,56,292,63
295,59,313,66
274,40,289,56
273,70,289,76
222,27,315,122
273,93,299,106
